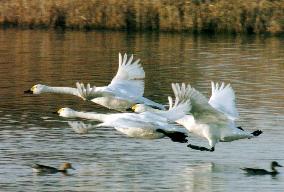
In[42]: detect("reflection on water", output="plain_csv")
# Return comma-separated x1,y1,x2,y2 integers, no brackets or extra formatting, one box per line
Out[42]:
0,29,284,191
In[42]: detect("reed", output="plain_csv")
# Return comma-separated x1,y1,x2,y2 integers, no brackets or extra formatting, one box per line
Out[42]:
0,0,283,34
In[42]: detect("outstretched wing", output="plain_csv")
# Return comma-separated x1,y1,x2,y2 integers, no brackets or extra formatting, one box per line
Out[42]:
208,82,239,120
108,53,145,97
151,83,191,122
76,82,114,100
67,121,94,134
171,83,228,123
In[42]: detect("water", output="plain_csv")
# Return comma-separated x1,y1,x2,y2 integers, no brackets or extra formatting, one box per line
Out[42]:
0,29,284,191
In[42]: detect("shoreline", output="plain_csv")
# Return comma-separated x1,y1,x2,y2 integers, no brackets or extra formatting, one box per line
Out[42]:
0,0,283,35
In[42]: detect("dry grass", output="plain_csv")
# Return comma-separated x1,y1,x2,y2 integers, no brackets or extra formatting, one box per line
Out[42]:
0,0,283,34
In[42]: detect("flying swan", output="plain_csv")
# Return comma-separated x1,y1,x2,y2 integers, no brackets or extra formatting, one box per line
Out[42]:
24,53,164,111
56,86,191,143
131,82,262,152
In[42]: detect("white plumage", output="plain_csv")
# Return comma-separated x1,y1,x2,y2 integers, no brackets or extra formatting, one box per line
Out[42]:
132,82,262,151
25,53,164,111
172,82,262,151
57,86,190,142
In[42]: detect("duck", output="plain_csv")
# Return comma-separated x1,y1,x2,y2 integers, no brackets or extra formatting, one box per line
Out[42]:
131,82,262,152
24,53,165,111
241,161,282,175
56,85,191,143
32,162,75,174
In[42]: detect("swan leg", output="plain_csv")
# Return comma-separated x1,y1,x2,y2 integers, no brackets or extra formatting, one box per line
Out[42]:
187,144,214,152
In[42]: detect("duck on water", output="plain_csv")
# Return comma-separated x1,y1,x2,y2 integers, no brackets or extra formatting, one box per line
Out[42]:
32,162,75,175
241,161,282,176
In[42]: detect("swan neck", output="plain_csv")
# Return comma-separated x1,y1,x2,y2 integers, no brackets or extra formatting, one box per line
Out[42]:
74,111,107,122
45,86,78,95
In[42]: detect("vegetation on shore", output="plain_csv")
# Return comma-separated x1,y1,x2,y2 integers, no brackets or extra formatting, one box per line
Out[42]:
0,0,283,34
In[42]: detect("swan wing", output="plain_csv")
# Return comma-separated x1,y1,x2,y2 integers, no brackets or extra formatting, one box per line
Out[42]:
108,53,145,97
154,96,190,122
172,83,228,123
111,116,185,133
148,83,191,121
208,82,239,120
76,82,115,100
67,121,94,134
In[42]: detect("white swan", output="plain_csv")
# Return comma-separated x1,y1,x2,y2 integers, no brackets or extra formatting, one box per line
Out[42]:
56,92,190,143
132,82,238,118
132,82,262,152
24,53,165,111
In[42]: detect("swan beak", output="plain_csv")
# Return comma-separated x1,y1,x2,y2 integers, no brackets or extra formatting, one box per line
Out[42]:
278,164,283,167
24,89,33,94
125,107,133,112
71,166,76,170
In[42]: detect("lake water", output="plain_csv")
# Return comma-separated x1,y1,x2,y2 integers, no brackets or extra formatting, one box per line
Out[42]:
0,29,283,191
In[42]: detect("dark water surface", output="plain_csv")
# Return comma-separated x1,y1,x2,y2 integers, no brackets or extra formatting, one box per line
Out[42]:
0,29,284,191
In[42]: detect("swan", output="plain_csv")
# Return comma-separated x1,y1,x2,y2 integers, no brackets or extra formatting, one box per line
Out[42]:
24,53,165,111
131,82,262,152
32,162,75,174
132,82,238,119
241,161,282,175
56,90,191,143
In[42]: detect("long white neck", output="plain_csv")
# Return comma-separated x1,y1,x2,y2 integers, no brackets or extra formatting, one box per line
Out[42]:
73,111,108,122
44,86,79,96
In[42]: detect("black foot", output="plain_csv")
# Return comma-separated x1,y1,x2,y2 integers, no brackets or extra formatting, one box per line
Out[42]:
237,126,244,131
156,129,188,143
187,144,214,152
251,130,263,136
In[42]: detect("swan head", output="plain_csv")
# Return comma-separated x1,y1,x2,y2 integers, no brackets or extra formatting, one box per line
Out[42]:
130,104,160,113
57,107,77,118
24,84,47,94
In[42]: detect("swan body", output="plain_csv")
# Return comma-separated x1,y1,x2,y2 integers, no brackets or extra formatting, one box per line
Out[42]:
58,107,188,142
132,82,262,151
25,53,165,111
173,83,262,151
57,89,190,143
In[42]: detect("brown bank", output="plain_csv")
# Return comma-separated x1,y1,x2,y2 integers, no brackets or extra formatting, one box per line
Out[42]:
0,0,283,34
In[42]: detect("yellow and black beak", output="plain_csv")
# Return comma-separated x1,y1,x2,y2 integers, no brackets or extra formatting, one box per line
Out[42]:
52,108,63,115
24,89,33,94
24,86,35,94
126,104,137,112
125,108,132,112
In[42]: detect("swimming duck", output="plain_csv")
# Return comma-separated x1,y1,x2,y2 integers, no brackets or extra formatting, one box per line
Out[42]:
24,53,164,111
241,161,282,175
131,82,262,152
32,162,75,174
